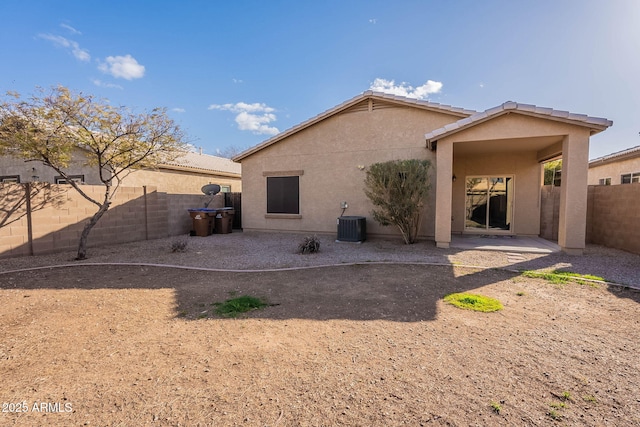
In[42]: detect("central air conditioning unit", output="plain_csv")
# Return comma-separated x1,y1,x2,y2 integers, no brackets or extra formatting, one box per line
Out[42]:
336,216,366,242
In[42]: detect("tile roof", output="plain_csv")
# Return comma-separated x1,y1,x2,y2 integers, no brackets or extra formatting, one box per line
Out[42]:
425,101,613,142
162,151,241,175
233,91,476,161
589,144,640,166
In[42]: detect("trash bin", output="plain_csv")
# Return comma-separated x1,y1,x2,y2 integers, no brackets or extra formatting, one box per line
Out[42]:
188,209,215,236
214,207,235,234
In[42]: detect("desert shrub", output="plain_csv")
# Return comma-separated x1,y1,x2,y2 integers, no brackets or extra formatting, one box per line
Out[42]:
364,159,431,244
298,235,320,254
170,236,189,253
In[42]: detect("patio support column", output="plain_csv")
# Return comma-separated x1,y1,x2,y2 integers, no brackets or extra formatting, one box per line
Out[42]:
434,139,453,248
558,132,589,255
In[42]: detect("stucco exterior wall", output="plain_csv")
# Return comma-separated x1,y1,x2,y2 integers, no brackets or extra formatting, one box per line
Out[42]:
1,152,241,195
240,105,459,237
0,151,103,184
121,168,241,195
452,151,541,235
588,156,640,185
438,114,591,240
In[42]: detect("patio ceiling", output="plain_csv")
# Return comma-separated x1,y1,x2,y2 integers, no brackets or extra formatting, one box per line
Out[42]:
452,135,563,156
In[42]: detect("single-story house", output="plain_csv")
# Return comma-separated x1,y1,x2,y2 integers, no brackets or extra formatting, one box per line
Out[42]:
120,150,242,194
588,144,640,185
233,91,612,254
0,150,241,194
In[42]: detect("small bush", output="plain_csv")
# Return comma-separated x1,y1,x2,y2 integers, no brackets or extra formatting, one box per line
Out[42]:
298,235,321,254
170,236,189,253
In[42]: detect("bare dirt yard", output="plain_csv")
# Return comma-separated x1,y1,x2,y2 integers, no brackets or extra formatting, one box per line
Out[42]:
1,262,639,426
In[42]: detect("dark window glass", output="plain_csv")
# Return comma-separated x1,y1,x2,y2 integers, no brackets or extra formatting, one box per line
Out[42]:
55,175,84,184
621,174,631,184
267,176,299,214
0,175,20,183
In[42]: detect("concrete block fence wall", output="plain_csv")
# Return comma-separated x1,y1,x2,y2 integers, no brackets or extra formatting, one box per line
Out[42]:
0,183,208,259
586,184,640,254
540,186,560,241
541,184,640,255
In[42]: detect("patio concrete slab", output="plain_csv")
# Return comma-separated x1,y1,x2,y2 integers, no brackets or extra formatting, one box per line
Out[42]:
450,235,561,254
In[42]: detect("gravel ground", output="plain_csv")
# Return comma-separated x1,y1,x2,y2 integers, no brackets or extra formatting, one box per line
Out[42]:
1,231,638,287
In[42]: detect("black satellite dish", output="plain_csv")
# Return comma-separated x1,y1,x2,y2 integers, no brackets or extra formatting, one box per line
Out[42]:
201,184,221,196
201,184,221,208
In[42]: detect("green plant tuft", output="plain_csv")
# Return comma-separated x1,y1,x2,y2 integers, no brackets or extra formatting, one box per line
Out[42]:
443,293,503,312
214,295,268,318
548,409,562,420
521,270,604,286
490,401,502,414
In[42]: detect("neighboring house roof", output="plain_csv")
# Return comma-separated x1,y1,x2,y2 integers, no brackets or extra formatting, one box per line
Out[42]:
161,151,241,177
424,101,613,144
589,144,640,167
232,91,476,162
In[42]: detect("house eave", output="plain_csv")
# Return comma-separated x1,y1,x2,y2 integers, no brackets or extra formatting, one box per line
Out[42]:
425,103,612,146
156,164,241,178
233,91,475,162
589,144,640,168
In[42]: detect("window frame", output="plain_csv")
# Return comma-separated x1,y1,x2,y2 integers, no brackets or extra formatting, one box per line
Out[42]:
621,172,640,184
263,170,303,218
598,177,611,186
0,175,21,183
55,175,85,184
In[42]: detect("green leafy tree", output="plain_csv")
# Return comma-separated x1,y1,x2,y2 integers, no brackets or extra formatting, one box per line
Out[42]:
0,86,188,259
364,159,431,244
543,159,562,186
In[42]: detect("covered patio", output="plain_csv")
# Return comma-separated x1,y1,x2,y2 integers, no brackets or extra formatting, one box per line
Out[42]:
426,102,612,255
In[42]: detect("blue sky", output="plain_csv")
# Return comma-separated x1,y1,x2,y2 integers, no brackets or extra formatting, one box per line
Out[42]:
1,0,638,159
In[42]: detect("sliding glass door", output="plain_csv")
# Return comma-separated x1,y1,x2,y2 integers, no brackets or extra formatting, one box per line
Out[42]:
465,176,513,232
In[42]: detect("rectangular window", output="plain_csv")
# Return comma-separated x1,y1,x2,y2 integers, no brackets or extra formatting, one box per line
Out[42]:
267,176,299,214
465,176,513,232
620,172,640,184
598,178,611,186
55,175,85,184
0,175,20,183
220,185,231,193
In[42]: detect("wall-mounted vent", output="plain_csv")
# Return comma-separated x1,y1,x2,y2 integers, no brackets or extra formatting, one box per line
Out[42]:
337,216,367,242
341,99,406,115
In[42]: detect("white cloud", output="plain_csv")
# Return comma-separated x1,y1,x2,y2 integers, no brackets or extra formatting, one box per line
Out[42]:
60,23,81,35
38,33,90,62
369,18,377,24
232,78,243,84
171,107,186,113
208,102,279,136
91,79,123,89
369,78,443,99
98,54,145,80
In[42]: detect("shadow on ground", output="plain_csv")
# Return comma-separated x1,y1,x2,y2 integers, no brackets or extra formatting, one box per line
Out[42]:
2,261,638,322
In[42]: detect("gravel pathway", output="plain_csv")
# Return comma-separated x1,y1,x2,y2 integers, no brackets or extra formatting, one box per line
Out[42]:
1,231,638,287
